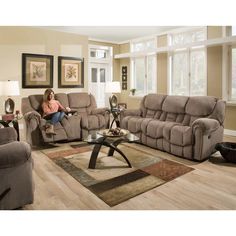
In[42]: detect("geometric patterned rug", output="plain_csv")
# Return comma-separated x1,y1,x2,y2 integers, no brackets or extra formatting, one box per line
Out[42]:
41,142,194,206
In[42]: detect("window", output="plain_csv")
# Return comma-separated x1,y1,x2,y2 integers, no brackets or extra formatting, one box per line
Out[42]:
229,46,236,101
168,28,207,96
90,49,108,59
131,38,157,96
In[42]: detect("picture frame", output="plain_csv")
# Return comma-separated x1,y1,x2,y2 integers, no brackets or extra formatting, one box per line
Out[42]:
58,56,84,88
22,53,53,88
122,74,127,82
122,66,127,74
118,103,127,110
122,82,127,90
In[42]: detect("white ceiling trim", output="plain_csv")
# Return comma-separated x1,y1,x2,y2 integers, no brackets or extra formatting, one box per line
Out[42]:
88,37,119,44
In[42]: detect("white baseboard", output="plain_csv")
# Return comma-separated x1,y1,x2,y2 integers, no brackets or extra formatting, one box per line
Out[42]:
224,129,236,136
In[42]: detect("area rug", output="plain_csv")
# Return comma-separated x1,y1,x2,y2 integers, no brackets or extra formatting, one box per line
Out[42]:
41,143,194,206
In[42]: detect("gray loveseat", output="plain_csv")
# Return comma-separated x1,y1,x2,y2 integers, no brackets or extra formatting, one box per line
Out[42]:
0,127,34,209
120,94,225,161
22,92,110,146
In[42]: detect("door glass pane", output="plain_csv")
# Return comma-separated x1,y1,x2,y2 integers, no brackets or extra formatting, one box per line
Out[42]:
90,51,96,57
134,58,145,95
91,68,97,82
172,52,188,95
190,50,206,96
232,48,236,100
100,68,105,82
147,56,156,93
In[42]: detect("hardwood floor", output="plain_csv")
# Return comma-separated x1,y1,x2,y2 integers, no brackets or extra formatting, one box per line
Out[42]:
24,135,236,210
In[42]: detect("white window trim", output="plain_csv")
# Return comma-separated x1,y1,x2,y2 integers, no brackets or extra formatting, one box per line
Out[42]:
130,55,157,97
223,44,236,103
89,44,112,64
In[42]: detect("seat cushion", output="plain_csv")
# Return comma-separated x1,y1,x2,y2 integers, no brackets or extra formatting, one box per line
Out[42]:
81,114,106,130
170,125,193,146
146,120,166,138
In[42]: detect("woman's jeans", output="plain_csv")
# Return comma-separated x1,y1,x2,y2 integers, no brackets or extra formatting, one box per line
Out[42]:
45,111,65,125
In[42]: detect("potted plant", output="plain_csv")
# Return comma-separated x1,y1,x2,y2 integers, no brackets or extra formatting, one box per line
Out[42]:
130,88,136,96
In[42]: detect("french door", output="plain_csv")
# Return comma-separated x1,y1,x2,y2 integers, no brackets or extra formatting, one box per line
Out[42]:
89,63,109,107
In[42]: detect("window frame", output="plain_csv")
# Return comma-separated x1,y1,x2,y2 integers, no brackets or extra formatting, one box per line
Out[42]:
227,45,236,102
168,28,207,96
130,37,157,96
131,55,157,96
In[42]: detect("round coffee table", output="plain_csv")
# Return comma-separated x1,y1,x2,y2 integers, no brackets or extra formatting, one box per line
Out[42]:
84,130,139,169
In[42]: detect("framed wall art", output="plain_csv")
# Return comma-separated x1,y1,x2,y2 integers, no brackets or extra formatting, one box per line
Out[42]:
122,66,127,74
22,53,53,88
58,56,84,88
122,74,127,82
122,82,127,90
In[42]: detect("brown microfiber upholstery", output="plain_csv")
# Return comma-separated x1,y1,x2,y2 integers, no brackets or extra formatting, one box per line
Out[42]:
120,94,225,161
0,127,34,210
22,93,110,146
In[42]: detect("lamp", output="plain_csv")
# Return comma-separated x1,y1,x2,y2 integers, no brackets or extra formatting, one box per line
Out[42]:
0,80,20,114
105,81,121,110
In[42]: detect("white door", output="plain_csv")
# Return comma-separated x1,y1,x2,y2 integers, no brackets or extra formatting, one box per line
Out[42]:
89,63,109,107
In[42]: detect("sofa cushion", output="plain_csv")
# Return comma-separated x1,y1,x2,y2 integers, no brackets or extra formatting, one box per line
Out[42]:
55,93,69,108
146,120,166,138
127,117,145,133
162,95,188,114
186,96,217,116
170,125,193,146
81,114,106,130
68,93,91,108
28,95,43,112
143,94,166,111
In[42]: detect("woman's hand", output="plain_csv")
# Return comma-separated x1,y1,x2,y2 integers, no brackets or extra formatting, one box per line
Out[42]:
65,107,71,112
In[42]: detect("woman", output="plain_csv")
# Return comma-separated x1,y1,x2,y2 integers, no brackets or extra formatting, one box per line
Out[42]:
42,88,71,135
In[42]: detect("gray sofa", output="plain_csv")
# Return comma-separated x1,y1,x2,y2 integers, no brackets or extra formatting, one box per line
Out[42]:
120,94,226,161
22,92,110,146
0,127,34,209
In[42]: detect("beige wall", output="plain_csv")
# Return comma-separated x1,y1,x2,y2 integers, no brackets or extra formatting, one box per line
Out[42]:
207,46,222,97
157,35,168,94
0,26,88,114
119,43,141,109
207,26,236,130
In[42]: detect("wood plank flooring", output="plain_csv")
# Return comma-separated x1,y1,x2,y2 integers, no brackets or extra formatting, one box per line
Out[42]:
24,135,236,210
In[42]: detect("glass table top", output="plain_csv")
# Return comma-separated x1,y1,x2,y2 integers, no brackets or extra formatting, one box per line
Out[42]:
84,130,139,143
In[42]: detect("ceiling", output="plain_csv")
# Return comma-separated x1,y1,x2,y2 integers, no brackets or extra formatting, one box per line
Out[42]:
41,26,181,43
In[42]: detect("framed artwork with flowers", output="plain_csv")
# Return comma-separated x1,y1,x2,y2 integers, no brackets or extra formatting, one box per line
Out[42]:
22,53,53,88
58,56,84,88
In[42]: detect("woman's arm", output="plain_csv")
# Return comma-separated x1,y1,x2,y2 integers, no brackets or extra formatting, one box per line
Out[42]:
56,100,71,112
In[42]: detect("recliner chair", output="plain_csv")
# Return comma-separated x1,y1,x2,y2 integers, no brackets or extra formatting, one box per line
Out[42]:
0,127,34,209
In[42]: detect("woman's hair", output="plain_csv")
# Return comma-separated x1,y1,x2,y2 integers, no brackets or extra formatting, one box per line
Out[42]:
43,88,54,102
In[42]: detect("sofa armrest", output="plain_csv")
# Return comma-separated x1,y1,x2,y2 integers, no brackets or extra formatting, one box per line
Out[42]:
192,118,220,135
0,141,31,169
91,107,110,115
0,127,17,145
24,111,41,124
120,109,142,121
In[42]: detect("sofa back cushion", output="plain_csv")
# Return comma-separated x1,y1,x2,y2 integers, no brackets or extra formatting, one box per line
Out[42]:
55,93,69,108
185,96,217,116
28,95,43,113
140,94,222,126
141,94,166,118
